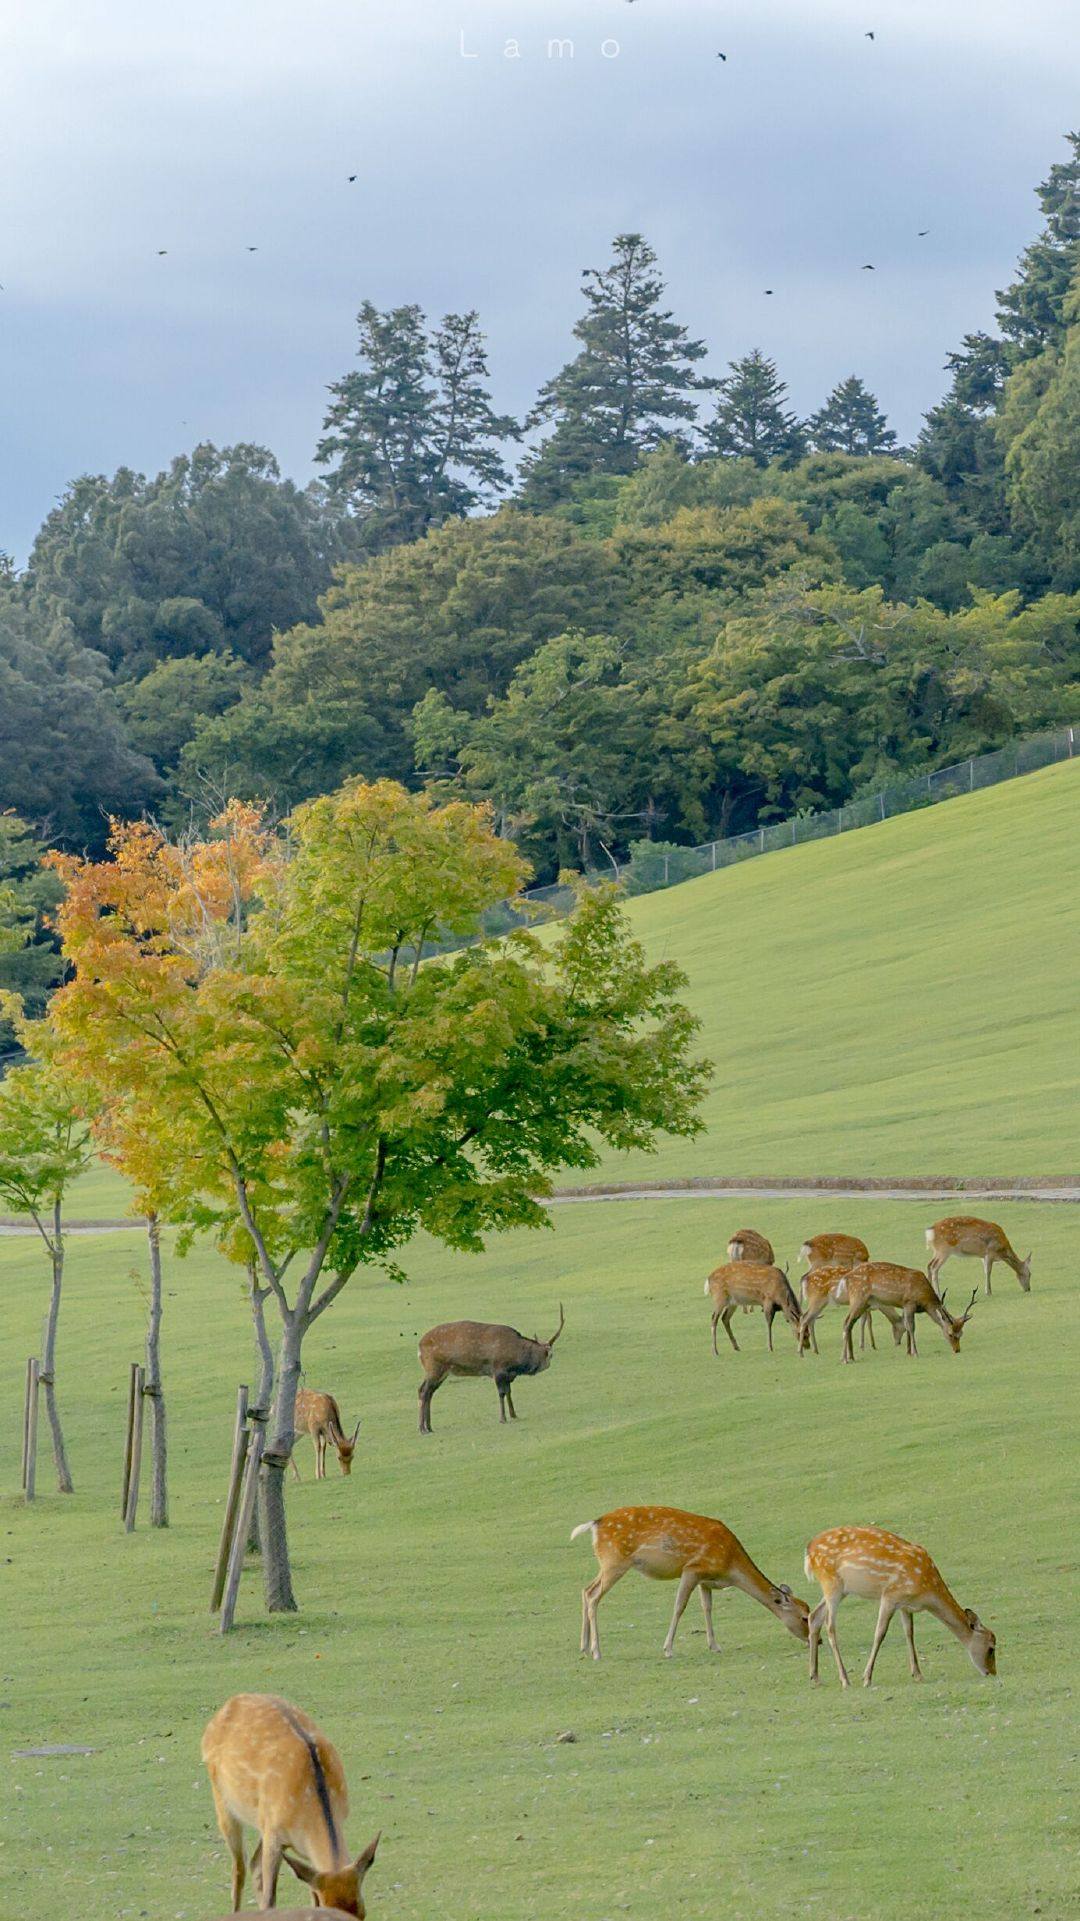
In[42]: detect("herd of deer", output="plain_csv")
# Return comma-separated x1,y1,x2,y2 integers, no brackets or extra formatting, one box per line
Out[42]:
206,1214,1025,1916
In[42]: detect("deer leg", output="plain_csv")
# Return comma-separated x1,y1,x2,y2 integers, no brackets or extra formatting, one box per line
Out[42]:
699,1584,720,1652
505,1382,518,1420
900,1608,923,1680
841,1307,861,1364
261,1830,283,1907
495,1373,514,1423
290,1450,301,1481
586,1562,629,1661
581,1577,601,1655
418,1371,444,1435
764,1305,776,1353
984,1252,993,1297
863,1312,876,1351
824,1594,850,1689
210,1788,245,1910
721,1305,740,1351
662,1568,700,1656
862,1595,896,1686
711,1309,721,1356
808,1600,826,1683
316,1433,325,1479
907,1311,919,1357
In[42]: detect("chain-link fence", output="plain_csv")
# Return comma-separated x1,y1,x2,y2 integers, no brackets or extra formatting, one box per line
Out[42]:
480,722,1078,935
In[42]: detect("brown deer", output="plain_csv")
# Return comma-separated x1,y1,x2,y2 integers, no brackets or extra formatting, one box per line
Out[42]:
926,1215,1031,1295
291,1390,360,1480
417,1306,564,1433
213,1912,357,1920
727,1227,775,1264
798,1263,903,1356
839,1261,977,1362
704,1261,802,1353
201,1693,379,1914
805,1525,997,1688
572,1505,810,1659
797,1231,869,1297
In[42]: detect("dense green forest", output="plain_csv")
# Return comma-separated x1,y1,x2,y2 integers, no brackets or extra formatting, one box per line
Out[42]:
2,131,1078,933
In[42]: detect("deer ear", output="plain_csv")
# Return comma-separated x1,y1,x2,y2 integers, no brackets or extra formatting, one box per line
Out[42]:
350,1422,361,1444
963,1607,980,1629
284,1851,317,1886
355,1832,380,1880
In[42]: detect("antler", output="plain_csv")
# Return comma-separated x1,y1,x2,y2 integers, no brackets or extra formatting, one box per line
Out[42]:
959,1287,979,1322
549,1302,565,1346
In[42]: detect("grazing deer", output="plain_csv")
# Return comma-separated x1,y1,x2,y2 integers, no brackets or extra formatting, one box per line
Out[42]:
727,1227,775,1264
805,1525,997,1688
704,1261,802,1353
797,1232,869,1298
292,1390,360,1480
797,1263,902,1356
926,1216,1031,1296
214,1911,357,1920
201,1693,379,1914
572,1505,810,1660
417,1306,564,1433
839,1261,977,1362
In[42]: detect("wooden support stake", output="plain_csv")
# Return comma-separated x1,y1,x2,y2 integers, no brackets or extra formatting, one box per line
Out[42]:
120,1361,140,1519
210,1386,250,1613
123,1365,145,1533
218,1417,265,1635
23,1359,39,1502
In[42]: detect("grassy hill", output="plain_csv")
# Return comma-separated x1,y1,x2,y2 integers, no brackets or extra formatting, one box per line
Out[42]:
2,1195,1077,1921
593,755,1080,1184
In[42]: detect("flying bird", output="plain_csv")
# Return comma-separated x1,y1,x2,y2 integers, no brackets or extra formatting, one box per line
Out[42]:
348,174,357,182
918,229,930,236
716,51,727,60
156,249,168,256
862,263,876,270
865,29,875,39
246,246,258,252
764,288,774,295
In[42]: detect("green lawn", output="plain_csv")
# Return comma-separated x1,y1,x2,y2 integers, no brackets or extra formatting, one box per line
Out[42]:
590,755,1080,1184
2,1195,1076,1921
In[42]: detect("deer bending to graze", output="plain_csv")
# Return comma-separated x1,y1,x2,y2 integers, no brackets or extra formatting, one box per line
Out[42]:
202,1693,379,1914
805,1526,997,1688
926,1216,1031,1296
797,1232,869,1299
797,1264,903,1356
838,1262,977,1362
727,1227,775,1264
417,1307,564,1433
292,1391,360,1480
704,1262,802,1353
572,1506,810,1660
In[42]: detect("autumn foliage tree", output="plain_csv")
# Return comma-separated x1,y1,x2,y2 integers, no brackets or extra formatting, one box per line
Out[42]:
50,782,708,1613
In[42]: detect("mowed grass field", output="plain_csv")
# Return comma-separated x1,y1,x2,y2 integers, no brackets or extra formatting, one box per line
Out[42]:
2,1196,1078,1921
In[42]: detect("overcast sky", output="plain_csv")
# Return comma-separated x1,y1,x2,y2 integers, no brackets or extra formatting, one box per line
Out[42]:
0,0,1077,560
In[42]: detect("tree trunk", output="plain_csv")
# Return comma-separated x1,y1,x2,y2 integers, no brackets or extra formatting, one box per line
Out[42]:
144,1214,168,1527
41,1225,73,1494
247,1271,275,1556
259,1314,301,1613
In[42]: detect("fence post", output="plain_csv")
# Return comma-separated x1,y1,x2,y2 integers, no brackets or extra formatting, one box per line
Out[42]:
210,1385,250,1613
758,828,765,853
123,1365,145,1532
969,757,974,792
1068,727,1075,758
791,820,796,845
837,809,843,834
22,1359,39,1501
879,793,885,821
711,842,716,871
120,1360,140,1520
219,1415,266,1635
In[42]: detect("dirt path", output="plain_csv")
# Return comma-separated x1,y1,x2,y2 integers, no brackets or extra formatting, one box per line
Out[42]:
1,1176,1076,1237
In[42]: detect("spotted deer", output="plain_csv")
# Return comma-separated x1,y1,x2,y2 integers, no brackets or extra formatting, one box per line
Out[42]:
805,1525,997,1688
704,1261,802,1353
571,1505,810,1660
926,1216,1031,1296
838,1261,977,1362
797,1263,902,1356
797,1232,869,1298
201,1693,379,1914
292,1391,360,1480
727,1227,775,1264
417,1307,564,1433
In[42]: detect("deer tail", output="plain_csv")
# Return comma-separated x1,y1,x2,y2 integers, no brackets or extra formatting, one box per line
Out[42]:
570,1521,596,1544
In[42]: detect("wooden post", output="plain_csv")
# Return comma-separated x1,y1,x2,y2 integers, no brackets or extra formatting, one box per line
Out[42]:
210,1386,250,1613
219,1415,265,1635
23,1359,39,1502
123,1365,145,1532
120,1361,140,1520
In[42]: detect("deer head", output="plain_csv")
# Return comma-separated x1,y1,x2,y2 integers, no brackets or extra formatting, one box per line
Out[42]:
336,1422,361,1476
1017,1251,1032,1292
962,1609,997,1676
938,1287,979,1352
284,1834,380,1915
769,1582,811,1642
531,1303,565,1372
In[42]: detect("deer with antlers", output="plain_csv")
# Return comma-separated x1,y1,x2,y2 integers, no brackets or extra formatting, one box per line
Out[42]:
202,1693,379,1914
797,1263,903,1356
704,1261,802,1353
572,1505,810,1660
838,1261,977,1362
805,1526,997,1688
926,1215,1031,1296
417,1306,564,1433
291,1390,360,1480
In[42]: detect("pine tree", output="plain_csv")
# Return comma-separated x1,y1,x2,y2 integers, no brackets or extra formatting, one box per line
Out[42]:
807,376,897,456
520,234,713,507
996,130,1080,357
703,351,804,465
317,304,517,550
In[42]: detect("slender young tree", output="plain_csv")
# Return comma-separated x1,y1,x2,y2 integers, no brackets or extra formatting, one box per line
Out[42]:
0,1045,93,1495
521,234,714,506
317,304,518,550
704,351,804,465
807,377,897,456
50,787,709,1613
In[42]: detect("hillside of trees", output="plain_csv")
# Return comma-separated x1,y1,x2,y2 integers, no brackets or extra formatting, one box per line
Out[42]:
2,131,1078,915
